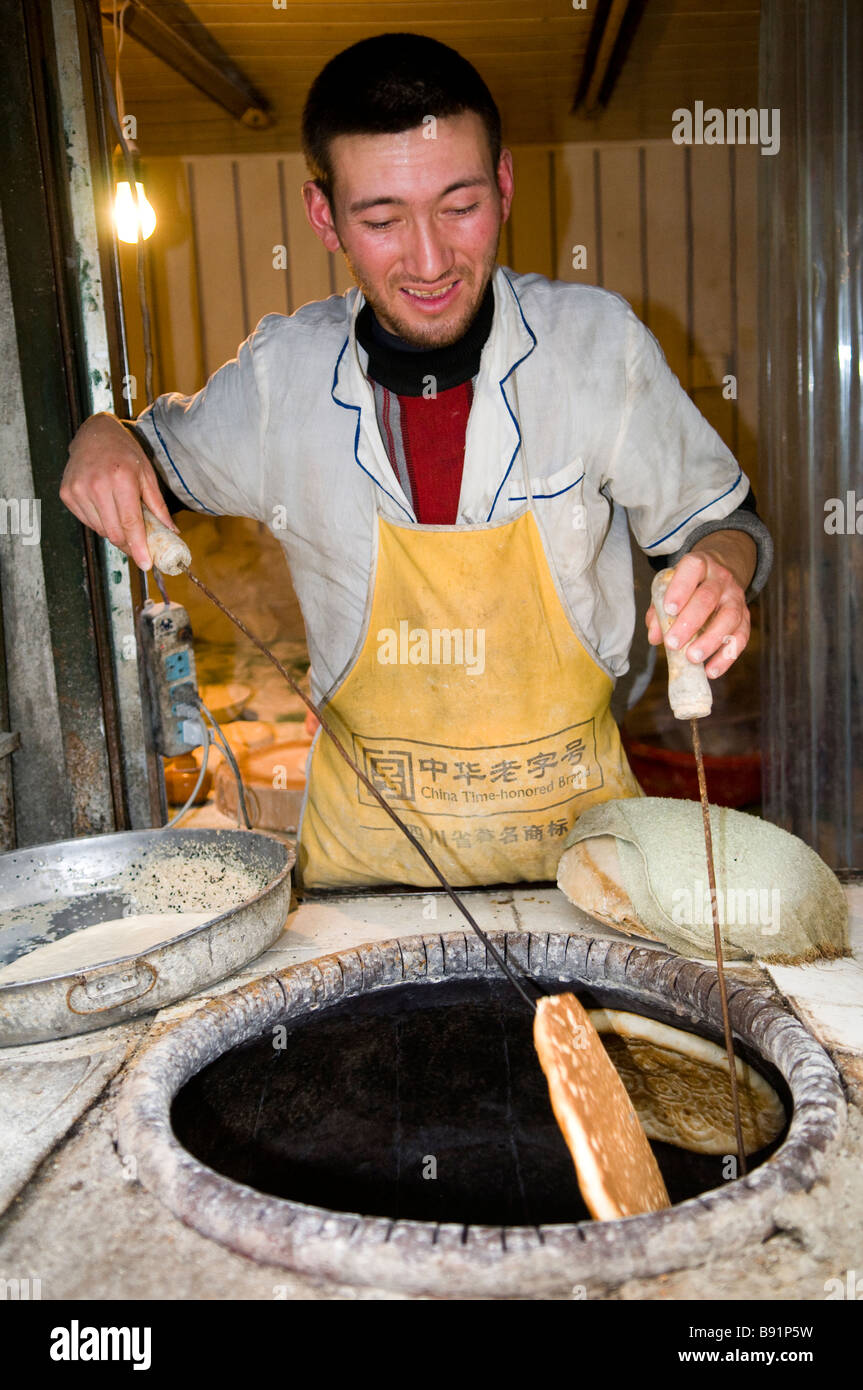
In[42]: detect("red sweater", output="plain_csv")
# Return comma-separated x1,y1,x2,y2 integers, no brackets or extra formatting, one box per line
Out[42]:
355,285,494,525
376,381,473,525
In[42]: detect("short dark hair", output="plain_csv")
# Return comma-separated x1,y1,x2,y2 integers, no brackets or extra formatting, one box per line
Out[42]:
301,33,502,204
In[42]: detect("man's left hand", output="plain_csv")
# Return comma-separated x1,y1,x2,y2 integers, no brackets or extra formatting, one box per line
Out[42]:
645,532,756,679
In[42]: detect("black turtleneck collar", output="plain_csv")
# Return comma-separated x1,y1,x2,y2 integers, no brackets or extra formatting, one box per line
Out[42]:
355,279,495,397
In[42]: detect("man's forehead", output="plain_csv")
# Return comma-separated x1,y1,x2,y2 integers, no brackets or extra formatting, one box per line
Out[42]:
328,112,495,205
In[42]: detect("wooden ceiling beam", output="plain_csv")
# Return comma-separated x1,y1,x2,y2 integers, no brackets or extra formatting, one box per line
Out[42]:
573,0,649,115
100,0,272,127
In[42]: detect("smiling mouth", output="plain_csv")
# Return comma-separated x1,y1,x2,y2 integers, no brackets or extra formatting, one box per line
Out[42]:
401,281,460,301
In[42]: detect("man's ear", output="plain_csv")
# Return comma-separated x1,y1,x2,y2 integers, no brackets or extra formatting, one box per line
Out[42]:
302,180,342,252
496,149,514,225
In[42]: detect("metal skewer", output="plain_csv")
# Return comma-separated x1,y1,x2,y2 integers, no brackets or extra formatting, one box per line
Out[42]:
691,716,747,1174
651,568,747,1177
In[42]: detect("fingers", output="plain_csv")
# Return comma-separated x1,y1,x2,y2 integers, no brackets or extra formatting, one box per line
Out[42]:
140,470,180,535
686,601,750,674
645,554,706,646
62,465,168,571
702,622,750,678
644,552,750,676
62,481,127,555
82,479,146,569
660,552,708,623
60,484,102,536
60,417,172,570
87,482,152,569
118,500,154,572
664,580,726,652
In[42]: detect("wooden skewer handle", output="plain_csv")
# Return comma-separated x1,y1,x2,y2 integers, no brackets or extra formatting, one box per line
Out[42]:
651,568,713,720
142,505,191,576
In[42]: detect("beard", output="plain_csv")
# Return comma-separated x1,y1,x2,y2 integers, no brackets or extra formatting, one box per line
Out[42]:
340,237,500,349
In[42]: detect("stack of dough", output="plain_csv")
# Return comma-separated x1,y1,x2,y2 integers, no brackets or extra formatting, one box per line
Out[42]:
556,797,850,963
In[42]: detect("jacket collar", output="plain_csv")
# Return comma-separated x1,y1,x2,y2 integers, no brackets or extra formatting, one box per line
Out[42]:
331,266,537,524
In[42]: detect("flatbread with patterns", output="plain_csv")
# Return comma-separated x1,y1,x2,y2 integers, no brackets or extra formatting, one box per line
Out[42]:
588,1008,786,1154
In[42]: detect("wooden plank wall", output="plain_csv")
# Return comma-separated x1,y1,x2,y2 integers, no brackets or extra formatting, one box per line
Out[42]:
120,140,759,488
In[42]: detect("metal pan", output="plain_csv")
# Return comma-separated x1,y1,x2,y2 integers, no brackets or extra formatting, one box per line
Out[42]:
0,828,294,1046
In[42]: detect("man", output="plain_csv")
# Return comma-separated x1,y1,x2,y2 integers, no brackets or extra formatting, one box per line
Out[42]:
61,33,771,892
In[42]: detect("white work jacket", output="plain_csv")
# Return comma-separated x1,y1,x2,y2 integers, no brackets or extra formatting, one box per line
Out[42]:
136,266,752,702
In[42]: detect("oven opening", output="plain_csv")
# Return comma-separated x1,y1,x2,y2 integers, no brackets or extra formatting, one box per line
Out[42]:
171,976,789,1227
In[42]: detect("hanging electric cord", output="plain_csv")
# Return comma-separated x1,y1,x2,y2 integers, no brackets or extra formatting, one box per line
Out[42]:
83,1,155,404
197,697,253,830
163,710,211,829
111,0,129,123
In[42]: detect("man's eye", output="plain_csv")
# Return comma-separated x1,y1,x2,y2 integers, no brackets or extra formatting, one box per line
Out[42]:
365,219,395,230
447,203,480,216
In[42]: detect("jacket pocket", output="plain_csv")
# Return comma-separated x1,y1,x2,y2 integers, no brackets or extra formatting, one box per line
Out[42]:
508,455,585,503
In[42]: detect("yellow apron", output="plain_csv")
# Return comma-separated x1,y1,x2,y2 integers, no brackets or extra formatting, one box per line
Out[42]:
297,505,641,890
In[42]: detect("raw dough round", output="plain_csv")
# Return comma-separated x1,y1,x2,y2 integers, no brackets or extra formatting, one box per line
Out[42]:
557,835,654,938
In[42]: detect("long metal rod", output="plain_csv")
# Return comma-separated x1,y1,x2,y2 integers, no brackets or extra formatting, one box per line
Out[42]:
690,717,747,1176
184,569,541,1012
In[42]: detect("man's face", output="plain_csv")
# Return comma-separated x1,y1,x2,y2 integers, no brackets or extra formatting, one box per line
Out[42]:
303,112,514,348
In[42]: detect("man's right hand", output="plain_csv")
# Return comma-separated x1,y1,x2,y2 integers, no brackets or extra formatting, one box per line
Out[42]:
60,413,180,571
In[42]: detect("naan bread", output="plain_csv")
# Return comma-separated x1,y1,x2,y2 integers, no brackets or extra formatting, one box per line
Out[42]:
534,991,671,1220
588,1008,786,1154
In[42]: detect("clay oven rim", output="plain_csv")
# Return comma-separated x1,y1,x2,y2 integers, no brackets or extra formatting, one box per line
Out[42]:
115,931,846,1297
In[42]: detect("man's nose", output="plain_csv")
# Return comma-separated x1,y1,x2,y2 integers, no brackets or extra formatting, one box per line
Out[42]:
404,219,454,282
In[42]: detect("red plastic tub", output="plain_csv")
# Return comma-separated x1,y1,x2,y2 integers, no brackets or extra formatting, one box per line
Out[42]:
622,735,761,807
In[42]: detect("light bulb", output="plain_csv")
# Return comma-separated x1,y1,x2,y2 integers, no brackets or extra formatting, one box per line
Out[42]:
114,180,157,243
